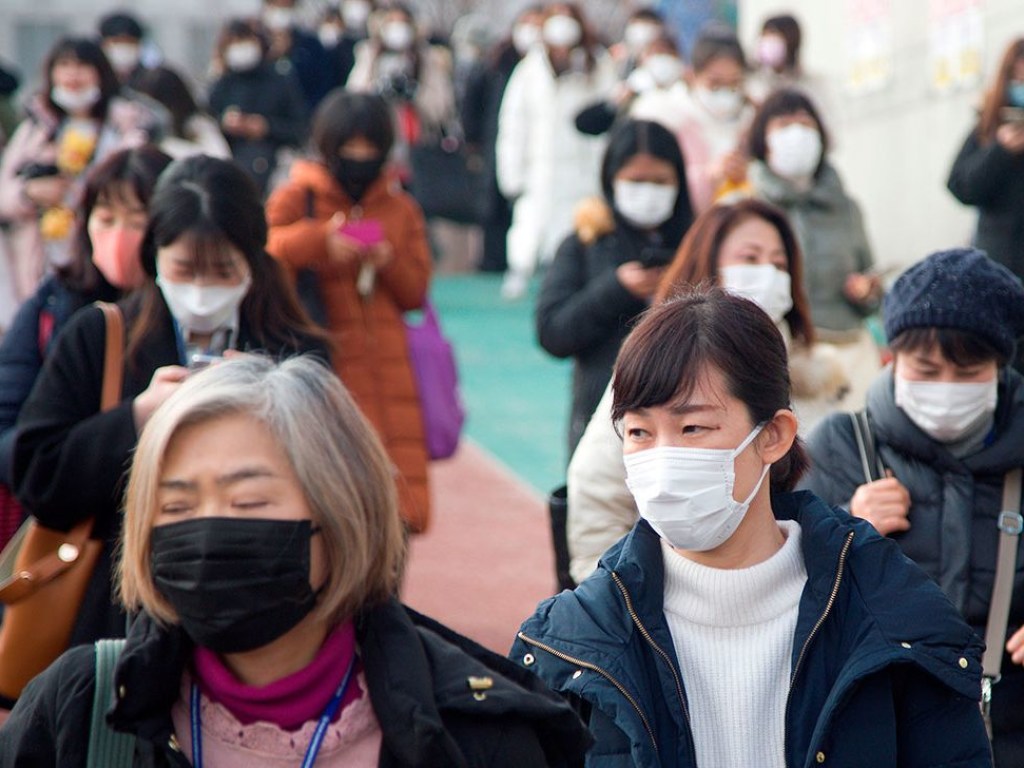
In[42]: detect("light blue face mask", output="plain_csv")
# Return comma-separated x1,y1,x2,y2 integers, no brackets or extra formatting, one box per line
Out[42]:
1007,81,1024,109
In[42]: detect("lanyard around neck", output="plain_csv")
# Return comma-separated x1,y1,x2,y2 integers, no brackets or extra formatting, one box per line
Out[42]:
189,652,357,768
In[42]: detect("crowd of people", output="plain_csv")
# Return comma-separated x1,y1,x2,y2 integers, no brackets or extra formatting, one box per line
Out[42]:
0,1,1022,766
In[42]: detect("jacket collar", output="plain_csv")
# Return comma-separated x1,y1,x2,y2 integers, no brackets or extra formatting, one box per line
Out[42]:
750,160,846,210
288,158,395,210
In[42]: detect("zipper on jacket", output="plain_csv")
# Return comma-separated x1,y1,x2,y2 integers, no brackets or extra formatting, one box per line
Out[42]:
517,631,659,756
611,571,698,766
783,530,855,762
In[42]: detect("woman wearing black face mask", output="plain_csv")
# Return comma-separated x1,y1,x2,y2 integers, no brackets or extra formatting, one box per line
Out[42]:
0,356,591,766
266,90,433,535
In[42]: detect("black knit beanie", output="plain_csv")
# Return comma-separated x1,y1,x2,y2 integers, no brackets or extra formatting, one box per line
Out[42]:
883,248,1024,359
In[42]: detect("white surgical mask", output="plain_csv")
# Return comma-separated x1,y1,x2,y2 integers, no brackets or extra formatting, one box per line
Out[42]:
381,21,415,51
767,123,822,181
720,264,794,324
157,276,251,335
51,85,101,114
103,43,141,73
262,6,295,32
625,425,769,551
614,180,678,230
319,25,342,48
643,54,684,88
694,86,744,120
543,15,582,49
624,22,661,53
224,41,262,72
342,0,372,30
894,375,998,444
757,35,788,69
513,23,541,55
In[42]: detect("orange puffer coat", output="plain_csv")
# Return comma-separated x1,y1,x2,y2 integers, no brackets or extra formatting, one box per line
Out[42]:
266,160,432,531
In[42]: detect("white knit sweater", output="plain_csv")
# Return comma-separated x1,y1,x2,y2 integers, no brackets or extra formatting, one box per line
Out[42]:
661,520,807,768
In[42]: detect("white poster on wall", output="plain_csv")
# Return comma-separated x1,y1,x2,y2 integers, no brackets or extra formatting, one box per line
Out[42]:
928,0,984,92
845,0,894,94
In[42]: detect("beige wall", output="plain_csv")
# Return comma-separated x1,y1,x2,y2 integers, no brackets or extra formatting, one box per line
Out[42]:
738,0,1024,272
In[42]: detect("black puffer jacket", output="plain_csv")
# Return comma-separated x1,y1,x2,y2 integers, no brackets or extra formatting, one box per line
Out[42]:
0,599,592,767
947,127,1024,280
799,366,1024,764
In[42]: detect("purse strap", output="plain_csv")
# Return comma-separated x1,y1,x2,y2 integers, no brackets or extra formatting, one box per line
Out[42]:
95,302,124,411
86,638,134,768
849,410,884,483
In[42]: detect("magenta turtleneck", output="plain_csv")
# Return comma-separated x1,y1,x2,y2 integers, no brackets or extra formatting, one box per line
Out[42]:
192,622,361,732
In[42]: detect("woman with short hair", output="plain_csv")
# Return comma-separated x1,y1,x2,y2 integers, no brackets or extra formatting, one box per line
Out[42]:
514,289,990,767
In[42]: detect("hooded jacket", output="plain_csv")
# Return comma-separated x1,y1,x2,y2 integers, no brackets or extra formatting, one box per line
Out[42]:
513,491,990,768
800,366,1024,756
750,160,874,333
0,599,592,767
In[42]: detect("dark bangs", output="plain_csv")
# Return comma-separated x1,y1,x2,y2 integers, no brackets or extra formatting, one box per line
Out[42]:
890,327,1006,367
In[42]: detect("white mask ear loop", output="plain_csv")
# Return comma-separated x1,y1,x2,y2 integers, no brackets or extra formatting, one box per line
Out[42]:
733,423,770,505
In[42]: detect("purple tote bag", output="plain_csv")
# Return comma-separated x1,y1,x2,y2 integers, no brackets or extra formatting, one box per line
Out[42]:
404,301,465,460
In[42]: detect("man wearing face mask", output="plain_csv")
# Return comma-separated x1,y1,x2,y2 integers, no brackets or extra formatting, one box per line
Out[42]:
261,0,332,110
98,12,149,89
801,247,1024,766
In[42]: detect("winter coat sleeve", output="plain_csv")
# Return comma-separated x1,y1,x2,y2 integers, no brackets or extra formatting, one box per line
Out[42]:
375,198,431,311
0,118,45,222
566,383,637,583
346,41,375,91
495,58,530,200
947,128,1018,208
0,287,48,485
11,306,138,533
265,182,333,270
0,645,94,766
536,234,646,359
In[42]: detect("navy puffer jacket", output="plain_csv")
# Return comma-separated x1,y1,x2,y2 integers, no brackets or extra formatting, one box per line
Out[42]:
512,491,991,767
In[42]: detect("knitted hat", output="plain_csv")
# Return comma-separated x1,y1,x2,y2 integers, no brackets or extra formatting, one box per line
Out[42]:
883,248,1024,360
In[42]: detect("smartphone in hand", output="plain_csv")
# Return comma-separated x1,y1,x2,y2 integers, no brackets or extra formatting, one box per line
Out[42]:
338,220,384,247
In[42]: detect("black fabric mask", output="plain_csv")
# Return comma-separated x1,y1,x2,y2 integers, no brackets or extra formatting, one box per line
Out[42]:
150,517,319,654
329,156,385,201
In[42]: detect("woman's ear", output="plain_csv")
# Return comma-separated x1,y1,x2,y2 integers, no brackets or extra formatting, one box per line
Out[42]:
758,408,798,464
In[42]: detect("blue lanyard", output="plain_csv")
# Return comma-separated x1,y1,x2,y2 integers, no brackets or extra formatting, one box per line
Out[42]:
189,653,357,768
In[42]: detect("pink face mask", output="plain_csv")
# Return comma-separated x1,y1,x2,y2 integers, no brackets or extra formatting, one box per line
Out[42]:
91,227,146,290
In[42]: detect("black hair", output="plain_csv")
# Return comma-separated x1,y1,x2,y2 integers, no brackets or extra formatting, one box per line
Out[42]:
748,88,830,177
99,11,144,40
61,145,173,293
601,119,694,245
132,66,200,138
690,23,746,72
312,89,395,159
890,327,1007,368
42,37,120,120
612,289,809,492
628,9,663,24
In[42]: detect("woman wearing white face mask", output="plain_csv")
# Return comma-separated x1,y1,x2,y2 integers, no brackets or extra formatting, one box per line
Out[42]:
564,199,846,585
10,156,326,669
0,37,161,309
495,2,618,299
514,289,990,768
536,120,693,456
801,247,1024,766
748,88,880,411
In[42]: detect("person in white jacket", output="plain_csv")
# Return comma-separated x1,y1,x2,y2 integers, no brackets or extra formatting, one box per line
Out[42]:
566,199,848,582
495,2,617,300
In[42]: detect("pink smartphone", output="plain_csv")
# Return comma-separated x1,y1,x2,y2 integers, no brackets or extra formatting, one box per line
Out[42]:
338,219,384,246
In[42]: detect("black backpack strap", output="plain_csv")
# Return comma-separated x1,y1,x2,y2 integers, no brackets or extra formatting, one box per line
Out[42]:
295,187,328,327
849,409,885,483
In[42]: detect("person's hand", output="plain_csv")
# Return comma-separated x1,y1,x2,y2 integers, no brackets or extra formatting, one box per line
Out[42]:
616,262,665,300
221,108,246,137
1007,625,1024,665
849,470,911,536
843,272,882,305
133,365,189,430
364,240,394,269
996,122,1024,154
23,176,70,208
325,214,365,266
720,149,748,185
243,114,268,140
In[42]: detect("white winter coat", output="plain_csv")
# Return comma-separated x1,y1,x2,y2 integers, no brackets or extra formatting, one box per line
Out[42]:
495,47,617,274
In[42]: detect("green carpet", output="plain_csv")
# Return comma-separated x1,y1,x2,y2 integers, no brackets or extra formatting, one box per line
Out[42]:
428,274,571,496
